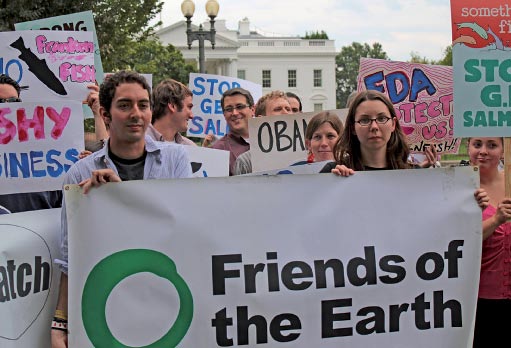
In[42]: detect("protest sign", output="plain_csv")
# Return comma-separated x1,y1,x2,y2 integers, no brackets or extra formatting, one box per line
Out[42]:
184,146,229,177
0,101,84,194
450,0,511,137
250,109,347,172
450,0,511,194
248,160,330,176
187,73,262,138
16,11,103,118
357,58,459,154
15,10,104,86
0,208,61,348
66,167,481,347
0,30,94,103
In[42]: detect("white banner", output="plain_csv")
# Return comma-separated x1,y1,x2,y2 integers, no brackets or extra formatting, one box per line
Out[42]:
250,109,348,172
184,146,229,178
187,73,262,138
66,167,482,347
0,101,84,194
0,30,94,102
0,209,61,348
248,161,330,176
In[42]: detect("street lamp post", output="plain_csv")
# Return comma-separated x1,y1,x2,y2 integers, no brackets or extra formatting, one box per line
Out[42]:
181,0,220,74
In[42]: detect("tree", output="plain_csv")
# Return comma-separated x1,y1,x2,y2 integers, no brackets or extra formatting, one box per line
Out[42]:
303,30,329,40
116,39,196,85
436,46,452,66
0,0,163,72
0,0,93,30
408,45,452,66
336,42,388,108
92,0,163,71
409,51,431,64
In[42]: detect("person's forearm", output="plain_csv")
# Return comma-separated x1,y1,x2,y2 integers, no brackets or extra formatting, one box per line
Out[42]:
94,115,109,141
55,273,68,314
482,215,502,240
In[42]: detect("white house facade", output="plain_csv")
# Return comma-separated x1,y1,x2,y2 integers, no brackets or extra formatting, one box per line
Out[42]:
155,18,337,112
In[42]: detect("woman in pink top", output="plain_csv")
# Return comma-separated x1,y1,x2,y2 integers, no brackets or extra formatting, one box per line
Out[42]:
470,137,511,347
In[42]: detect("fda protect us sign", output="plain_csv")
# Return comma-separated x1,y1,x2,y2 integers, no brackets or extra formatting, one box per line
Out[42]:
67,168,481,347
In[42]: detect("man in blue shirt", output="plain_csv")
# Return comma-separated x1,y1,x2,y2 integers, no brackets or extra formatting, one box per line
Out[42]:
51,71,192,348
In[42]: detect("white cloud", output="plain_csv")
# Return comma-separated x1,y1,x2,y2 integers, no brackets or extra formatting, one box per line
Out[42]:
160,0,452,61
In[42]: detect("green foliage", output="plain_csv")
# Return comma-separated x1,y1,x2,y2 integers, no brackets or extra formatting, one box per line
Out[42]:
84,118,95,133
302,30,329,40
0,0,93,30
0,0,196,85
114,38,196,86
435,46,452,66
409,51,432,64
92,0,163,71
335,42,388,108
408,46,452,66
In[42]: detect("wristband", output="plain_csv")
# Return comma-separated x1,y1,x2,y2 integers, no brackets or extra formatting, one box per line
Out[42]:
54,309,67,320
51,317,68,332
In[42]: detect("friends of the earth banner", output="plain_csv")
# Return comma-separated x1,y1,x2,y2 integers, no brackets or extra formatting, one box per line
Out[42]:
66,167,481,347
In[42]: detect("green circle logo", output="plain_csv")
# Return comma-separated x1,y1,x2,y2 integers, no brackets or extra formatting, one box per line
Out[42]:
82,249,193,348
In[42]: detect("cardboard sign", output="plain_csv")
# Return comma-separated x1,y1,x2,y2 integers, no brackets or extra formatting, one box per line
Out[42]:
15,10,104,86
66,167,481,347
187,73,262,138
248,160,331,176
250,109,347,173
358,58,460,154
0,30,94,103
0,101,84,194
0,209,61,348
450,0,511,137
184,146,229,177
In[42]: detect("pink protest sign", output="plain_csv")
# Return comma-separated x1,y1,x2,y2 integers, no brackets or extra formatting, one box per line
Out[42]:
357,58,460,154
0,101,84,194
1,30,94,103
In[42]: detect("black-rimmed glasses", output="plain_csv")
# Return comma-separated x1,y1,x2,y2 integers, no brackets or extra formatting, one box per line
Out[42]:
355,116,392,127
0,97,21,103
224,104,250,114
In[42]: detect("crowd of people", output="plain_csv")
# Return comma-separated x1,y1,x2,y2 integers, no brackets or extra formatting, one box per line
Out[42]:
0,70,509,348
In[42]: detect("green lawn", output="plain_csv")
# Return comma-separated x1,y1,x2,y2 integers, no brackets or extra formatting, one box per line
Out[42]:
441,138,468,160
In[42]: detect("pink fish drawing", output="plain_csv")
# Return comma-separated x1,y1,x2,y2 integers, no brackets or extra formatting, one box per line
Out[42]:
453,35,477,45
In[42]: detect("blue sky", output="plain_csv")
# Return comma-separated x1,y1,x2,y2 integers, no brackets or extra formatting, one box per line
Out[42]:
158,0,453,62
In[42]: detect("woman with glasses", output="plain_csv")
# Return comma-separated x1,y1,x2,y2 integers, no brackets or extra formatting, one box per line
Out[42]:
469,137,511,347
320,90,412,175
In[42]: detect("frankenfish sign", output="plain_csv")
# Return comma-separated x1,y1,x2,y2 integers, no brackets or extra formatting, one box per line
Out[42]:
15,10,104,86
0,30,94,103
450,0,511,137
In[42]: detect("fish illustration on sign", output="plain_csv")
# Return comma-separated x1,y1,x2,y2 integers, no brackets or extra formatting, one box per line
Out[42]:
10,36,67,96
452,35,477,46
487,27,504,50
456,22,488,40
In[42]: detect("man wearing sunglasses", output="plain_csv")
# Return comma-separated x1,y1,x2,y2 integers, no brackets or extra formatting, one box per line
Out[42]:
0,74,63,212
